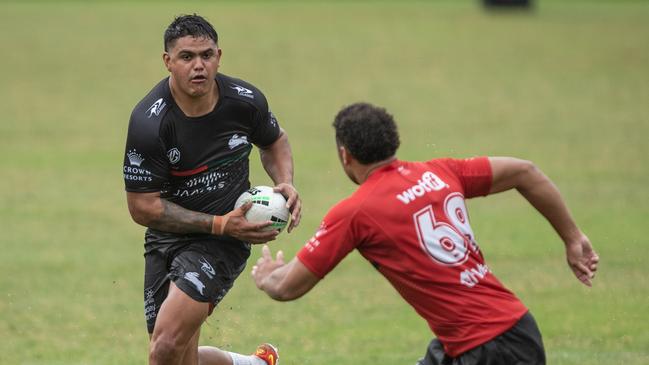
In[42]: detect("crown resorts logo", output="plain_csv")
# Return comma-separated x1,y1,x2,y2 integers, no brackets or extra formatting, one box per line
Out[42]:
124,149,153,183
127,149,145,167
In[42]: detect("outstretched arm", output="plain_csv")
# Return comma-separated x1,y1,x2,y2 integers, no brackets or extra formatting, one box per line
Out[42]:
488,157,599,286
259,128,302,232
252,245,320,301
126,191,278,244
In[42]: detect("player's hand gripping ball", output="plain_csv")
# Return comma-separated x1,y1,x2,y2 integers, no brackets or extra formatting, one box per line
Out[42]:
235,186,290,232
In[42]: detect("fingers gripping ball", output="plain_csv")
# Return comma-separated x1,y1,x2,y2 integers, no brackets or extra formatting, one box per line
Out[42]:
235,186,290,232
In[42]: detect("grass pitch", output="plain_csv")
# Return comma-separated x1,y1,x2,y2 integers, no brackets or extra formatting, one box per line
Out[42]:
1,1,648,364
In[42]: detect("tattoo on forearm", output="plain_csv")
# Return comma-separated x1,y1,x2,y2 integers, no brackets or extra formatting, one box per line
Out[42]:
149,199,213,234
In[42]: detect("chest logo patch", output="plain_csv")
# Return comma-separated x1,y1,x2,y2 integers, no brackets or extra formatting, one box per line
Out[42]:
146,98,166,118
228,134,249,149
167,148,181,164
230,83,254,99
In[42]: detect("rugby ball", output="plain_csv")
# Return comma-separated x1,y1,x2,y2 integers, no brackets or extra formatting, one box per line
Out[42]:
234,186,290,232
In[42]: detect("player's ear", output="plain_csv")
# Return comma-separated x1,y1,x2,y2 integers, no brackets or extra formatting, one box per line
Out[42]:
339,146,351,166
215,48,222,67
163,53,172,71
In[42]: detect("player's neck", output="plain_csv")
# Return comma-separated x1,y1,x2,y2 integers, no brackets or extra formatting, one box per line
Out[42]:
357,157,396,184
169,79,219,117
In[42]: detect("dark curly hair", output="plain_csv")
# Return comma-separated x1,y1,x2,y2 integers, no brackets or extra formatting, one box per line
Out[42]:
333,103,400,164
164,14,218,52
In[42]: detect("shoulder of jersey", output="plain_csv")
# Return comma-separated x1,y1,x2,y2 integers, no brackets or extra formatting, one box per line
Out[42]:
218,73,267,108
328,193,365,221
131,78,172,124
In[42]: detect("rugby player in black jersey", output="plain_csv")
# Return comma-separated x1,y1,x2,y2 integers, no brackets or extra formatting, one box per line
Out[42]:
123,14,297,365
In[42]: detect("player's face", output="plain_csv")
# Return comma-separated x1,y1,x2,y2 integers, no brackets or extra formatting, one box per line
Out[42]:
164,36,221,98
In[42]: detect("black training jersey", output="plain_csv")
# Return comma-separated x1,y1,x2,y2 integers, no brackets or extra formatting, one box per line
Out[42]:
123,73,281,241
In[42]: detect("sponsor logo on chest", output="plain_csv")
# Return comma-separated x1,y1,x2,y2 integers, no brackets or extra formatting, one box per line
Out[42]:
124,149,153,182
167,148,181,164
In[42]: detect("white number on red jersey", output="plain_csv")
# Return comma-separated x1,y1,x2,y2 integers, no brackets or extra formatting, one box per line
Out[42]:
413,193,479,266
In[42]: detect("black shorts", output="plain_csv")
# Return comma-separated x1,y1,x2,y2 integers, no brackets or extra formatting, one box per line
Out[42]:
418,312,546,365
143,237,250,333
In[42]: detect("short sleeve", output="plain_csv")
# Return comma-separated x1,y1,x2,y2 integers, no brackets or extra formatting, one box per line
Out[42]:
437,157,492,198
123,111,170,192
296,201,359,279
248,90,281,147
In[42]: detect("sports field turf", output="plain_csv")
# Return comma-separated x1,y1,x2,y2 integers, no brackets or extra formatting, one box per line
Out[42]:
1,1,648,364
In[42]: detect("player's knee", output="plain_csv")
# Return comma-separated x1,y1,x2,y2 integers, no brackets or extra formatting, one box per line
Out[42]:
149,333,186,362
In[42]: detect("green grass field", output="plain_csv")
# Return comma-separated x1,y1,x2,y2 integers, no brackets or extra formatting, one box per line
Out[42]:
1,1,648,364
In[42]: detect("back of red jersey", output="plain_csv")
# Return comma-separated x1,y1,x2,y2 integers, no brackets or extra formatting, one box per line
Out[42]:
297,157,528,357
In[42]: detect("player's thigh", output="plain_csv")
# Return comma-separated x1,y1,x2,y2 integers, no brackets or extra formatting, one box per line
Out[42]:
170,241,249,316
144,246,172,334
151,281,210,346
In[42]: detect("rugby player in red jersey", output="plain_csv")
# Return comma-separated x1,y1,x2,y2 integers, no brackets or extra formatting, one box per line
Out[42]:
251,102,599,365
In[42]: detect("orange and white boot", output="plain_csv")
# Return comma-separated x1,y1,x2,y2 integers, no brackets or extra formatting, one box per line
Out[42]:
253,343,279,365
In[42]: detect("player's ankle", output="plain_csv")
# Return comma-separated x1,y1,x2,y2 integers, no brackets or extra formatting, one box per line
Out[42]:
228,352,266,365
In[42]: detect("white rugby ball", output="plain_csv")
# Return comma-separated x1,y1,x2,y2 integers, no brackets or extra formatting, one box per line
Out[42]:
234,186,290,232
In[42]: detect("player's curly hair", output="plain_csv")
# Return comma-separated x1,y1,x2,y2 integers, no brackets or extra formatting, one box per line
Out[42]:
164,14,218,52
333,102,400,164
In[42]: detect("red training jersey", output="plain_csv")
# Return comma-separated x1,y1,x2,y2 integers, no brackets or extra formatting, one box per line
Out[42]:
297,157,528,357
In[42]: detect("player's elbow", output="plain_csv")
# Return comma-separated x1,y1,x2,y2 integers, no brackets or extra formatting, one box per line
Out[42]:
517,159,542,182
514,159,548,193
503,158,538,186
126,194,162,227
520,159,537,173
128,204,155,227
